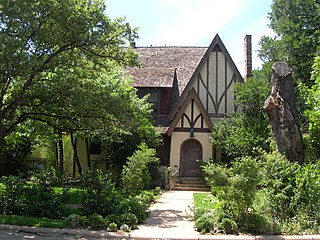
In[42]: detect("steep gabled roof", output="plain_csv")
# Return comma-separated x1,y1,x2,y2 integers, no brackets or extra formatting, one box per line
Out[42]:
170,34,243,119
167,88,213,136
128,47,207,93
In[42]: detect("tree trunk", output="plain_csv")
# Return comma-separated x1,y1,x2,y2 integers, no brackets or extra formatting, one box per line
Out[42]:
53,141,59,169
264,62,304,164
85,137,91,170
70,133,82,176
58,131,64,172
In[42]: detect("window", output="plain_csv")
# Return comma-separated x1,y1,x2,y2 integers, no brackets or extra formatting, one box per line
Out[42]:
137,88,160,114
90,139,101,155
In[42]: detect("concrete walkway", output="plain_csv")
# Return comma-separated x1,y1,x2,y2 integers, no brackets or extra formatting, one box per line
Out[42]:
129,191,200,239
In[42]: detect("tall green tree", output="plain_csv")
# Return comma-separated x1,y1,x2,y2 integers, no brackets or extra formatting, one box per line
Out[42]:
0,0,138,143
302,57,320,158
211,69,272,159
259,0,320,84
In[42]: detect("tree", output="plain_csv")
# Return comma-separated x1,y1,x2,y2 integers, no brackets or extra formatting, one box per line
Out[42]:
264,62,304,164
259,0,320,84
0,0,138,143
211,69,271,159
302,57,320,158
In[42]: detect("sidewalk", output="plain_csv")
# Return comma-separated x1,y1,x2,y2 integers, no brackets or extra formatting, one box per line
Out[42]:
129,190,201,239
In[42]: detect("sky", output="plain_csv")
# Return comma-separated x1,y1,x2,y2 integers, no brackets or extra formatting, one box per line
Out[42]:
105,0,275,76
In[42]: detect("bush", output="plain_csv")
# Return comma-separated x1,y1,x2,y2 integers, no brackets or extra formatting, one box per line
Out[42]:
118,198,148,223
88,213,106,230
202,156,261,220
194,210,217,234
0,175,26,215
108,222,118,232
120,213,138,228
220,218,238,234
121,143,159,194
80,170,119,217
65,214,88,228
200,150,320,235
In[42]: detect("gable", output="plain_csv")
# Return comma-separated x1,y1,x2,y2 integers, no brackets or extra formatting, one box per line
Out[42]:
167,88,212,136
171,34,243,120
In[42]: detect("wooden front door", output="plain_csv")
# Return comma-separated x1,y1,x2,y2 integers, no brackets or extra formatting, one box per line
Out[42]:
180,139,202,177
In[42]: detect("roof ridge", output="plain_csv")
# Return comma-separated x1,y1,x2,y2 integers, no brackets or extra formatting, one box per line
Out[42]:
135,46,207,49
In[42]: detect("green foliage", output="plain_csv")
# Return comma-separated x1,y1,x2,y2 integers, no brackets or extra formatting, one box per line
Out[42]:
24,168,65,218
80,169,119,217
108,222,118,232
260,151,301,220
212,70,272,159
88,213,106,230
0,0,145,153
0,175,26,214
202,157,261,220
194,210,218,234
120,212,138,228
117,198,148,224
200,151,320,234
65,214,88,228
259,0,320,83
301,57,320,158
121,143,159,194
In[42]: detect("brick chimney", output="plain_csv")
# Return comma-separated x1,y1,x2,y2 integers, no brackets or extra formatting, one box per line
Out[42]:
244,35,253,78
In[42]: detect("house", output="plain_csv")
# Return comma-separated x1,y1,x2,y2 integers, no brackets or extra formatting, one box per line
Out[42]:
73,34,251,179
126,34,250,178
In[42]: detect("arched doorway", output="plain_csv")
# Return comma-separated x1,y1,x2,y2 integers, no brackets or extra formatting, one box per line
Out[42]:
180,139,203,177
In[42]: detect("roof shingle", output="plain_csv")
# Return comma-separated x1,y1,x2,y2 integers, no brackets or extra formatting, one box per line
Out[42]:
128,47,207,94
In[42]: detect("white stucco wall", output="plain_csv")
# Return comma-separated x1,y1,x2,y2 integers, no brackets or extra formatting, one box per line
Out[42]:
169,132,212,174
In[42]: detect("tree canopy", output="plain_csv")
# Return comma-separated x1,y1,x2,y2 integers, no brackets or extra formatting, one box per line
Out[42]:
0,0,140,143
259,0,320,84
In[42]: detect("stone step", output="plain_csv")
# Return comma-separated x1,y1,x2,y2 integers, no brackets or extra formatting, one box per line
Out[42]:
173,186,210,191
172,177,209,191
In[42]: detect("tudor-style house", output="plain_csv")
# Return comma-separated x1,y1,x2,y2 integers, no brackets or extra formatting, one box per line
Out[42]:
76,34,252,182
127,34,251,178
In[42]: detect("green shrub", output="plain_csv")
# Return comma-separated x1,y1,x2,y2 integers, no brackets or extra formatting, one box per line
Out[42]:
108,222,118,232
220,218,238,234
80,170,119,217
105,214,120,226
65,214,88,228
153,186,162,196
24,183,64,218
88,213,106,230
120,212,138,228
118,198,148,223
202,156,261,220
121,143,159,194
0,175,26,215
194,211,217,234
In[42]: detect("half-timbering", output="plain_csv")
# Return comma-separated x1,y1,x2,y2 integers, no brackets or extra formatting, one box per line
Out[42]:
128,34,243,177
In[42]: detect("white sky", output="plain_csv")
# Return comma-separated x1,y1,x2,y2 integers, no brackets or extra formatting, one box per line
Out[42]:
106,0,275,76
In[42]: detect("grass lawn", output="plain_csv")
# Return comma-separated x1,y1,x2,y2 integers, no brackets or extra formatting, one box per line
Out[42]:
193,192,218,209
0,214,66,228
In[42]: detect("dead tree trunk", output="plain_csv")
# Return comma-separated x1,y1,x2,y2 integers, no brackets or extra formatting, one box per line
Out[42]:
264,62,304,164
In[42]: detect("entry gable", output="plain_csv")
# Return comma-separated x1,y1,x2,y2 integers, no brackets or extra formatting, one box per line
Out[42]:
167,88,212,136
171,34,243,120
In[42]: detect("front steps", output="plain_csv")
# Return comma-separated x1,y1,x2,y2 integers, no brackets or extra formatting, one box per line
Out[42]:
172,177,209,191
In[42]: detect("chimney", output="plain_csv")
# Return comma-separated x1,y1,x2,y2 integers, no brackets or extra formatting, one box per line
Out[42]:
244,35,253,78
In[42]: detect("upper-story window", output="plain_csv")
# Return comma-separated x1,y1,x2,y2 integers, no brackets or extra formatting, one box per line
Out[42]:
137,88,160,114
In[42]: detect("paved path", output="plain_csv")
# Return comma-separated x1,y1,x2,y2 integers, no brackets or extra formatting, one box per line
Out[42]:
129,191,201,239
